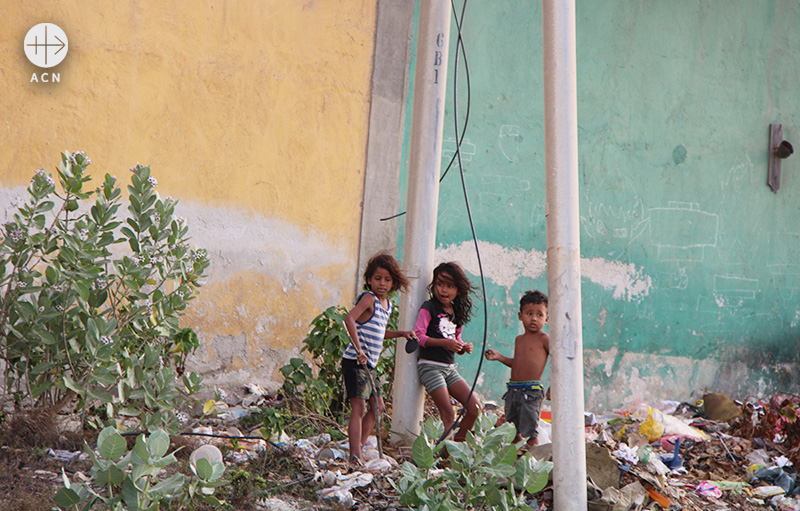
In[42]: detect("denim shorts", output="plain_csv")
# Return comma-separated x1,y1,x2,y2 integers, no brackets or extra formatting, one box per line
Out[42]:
417,362,464,393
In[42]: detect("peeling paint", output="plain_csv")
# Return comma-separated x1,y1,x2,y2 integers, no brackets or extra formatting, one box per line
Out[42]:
435,241,651,301
174,201,350,288
580,257,652,301
585,350,722,412
599,346,618,377
597,308,607,328
436,240,546,288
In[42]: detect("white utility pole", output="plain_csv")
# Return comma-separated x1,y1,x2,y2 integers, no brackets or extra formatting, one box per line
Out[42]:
390,0,452,442
542,1,587,510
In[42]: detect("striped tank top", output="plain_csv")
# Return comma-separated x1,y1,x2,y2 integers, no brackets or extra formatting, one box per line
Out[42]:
343,291,392,369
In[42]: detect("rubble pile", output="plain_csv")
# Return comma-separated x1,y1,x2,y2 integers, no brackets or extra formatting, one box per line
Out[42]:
182,388,800,510
9,385,800,510
534,392,800,511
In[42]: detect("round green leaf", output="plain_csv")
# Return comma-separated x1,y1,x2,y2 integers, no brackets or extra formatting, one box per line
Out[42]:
98,428,127,461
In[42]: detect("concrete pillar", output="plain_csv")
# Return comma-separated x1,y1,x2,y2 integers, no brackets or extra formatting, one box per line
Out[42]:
542,0,588,510
390,0,452,442
356,0,416,280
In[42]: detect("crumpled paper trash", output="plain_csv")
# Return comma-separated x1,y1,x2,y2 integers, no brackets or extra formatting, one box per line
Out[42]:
587,480,647,511
318,471,374,507
364,456,399,472
695,481,722,498
611,443,639,465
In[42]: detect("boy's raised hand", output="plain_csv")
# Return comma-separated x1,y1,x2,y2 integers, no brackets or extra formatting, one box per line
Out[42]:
485,348,499,360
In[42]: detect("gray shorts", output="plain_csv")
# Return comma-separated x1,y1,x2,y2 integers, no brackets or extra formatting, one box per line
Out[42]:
503,385,544,440
417,363,464,393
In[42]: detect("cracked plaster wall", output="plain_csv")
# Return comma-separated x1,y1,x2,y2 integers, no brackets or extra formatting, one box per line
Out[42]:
1,1,379,393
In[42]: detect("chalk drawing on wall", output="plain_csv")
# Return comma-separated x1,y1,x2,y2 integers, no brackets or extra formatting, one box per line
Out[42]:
720,154,754,193
648,202,718,262
436,240,651,302
668,264,688,289
767,232,800,270
711,275,758,308
766,231,800,298
530,203,546,231
714,275,758,299
477,175,531,207
498,125,520,162
580,196,648,263
582,199,647,242
442,137,476,162
792,309,800,328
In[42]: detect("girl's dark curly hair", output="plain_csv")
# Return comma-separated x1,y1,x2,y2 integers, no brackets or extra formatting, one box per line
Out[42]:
427,262,476,325
363,252,410,293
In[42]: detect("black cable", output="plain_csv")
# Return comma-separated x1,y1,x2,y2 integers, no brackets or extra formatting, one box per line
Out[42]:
120,430,284,449
379,0,473,223
440,0,473,185
436,0,488,446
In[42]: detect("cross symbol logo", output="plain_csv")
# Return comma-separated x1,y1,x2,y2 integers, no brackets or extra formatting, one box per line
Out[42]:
24,23,68,69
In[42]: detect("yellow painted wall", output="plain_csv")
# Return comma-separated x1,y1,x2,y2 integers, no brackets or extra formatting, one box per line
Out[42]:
1,1,378,390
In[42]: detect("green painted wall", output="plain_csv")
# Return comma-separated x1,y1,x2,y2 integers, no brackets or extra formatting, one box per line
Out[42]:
398,0,800,411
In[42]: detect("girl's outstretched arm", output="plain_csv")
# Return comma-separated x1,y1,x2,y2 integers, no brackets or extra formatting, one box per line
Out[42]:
385,329,416,339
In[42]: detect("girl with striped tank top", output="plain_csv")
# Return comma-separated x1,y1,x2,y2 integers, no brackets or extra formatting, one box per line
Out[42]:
342,252,413,463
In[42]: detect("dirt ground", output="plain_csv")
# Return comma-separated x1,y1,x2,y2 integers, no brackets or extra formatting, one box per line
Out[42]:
2,394,800,510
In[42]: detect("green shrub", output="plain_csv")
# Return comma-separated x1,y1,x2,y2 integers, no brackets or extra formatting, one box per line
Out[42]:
54,426,226,510
0,152,208,432
279,297,399,426
391,414,553,510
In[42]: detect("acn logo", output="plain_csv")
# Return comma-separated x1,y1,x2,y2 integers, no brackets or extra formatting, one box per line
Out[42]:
24,23,68,69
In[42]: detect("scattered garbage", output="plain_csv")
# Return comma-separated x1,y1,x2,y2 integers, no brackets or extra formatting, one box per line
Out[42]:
703,393,743,422
317,471,373,508
753,485,786,498
753,465,797,495
190,444,223,467
23,388,800,510
318,447,347,461
46,448,83,464
773,495,800,511
695,480,723,498
639,407,664,442
659,436,683,469
612,443,640,465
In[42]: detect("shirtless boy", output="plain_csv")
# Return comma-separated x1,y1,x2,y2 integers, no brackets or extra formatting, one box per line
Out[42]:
485,290,550,447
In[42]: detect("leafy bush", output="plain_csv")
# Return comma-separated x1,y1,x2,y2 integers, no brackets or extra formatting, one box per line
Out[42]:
280,305,349,420
279,297,399,427
391,414,553,510
54,426,226,510
0,152,208,432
